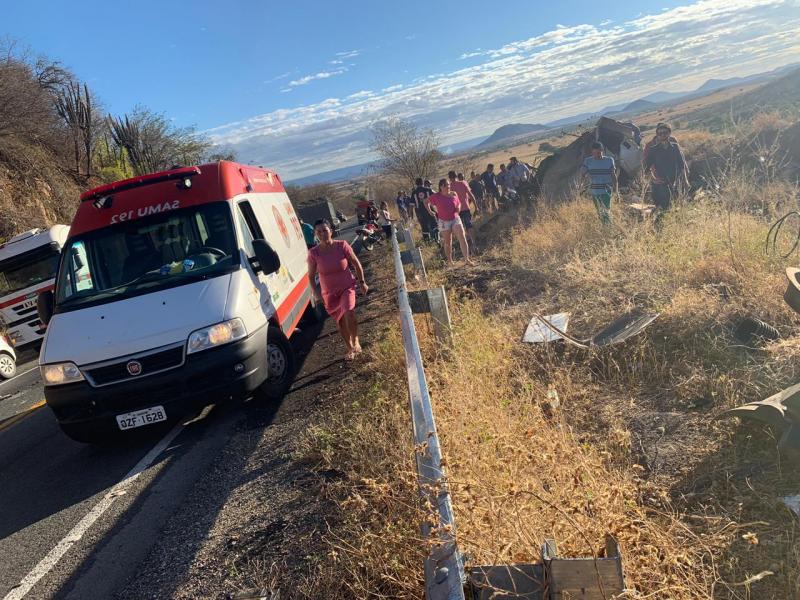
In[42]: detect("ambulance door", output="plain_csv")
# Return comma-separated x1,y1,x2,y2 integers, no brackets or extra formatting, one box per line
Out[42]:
235,199,279,322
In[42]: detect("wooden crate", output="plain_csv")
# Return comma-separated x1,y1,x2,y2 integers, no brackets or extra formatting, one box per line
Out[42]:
543,536,625,600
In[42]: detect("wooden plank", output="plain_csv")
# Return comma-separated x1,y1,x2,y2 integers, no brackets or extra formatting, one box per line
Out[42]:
548,558,624,599
469,564,545,600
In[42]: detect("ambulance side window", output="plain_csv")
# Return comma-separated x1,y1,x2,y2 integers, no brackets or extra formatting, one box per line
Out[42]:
236,201,263,258
62,240,93,298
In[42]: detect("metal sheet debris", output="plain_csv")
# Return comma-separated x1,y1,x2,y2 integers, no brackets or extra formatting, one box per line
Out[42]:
591,312,659,347
522,311,659,348
523,313,570,343
781,494,800,518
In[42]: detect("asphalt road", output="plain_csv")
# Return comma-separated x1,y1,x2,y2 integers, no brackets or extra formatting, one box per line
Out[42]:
0,216,360,600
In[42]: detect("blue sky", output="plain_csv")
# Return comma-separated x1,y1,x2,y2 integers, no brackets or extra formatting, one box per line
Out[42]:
5,0,800,178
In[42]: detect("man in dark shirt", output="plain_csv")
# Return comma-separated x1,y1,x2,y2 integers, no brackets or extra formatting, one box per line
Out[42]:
644,123,689,211
469,171,485,213
481,164,499,212
413,177,437,239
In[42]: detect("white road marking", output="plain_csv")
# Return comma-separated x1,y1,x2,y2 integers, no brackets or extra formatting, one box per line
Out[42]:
0,366,38,389
3,421,185,600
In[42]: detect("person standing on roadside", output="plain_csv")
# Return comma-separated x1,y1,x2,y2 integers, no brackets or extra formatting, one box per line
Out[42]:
427,179,474,266
508,156,531,189
413,177,437,239
300,217,316,249
481,164,499,212
469,171,485,213
379,200,394,239
644,122,688,212
395,190,408,222
580,141,618,225
307,219,368,361
449,170,479,251
497,163,514,200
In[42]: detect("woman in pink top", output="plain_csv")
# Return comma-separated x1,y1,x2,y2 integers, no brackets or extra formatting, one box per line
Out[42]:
426,179,474,266
307,220,368,360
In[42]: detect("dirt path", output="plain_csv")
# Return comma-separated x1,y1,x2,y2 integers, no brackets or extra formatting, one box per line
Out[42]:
115,249,396,600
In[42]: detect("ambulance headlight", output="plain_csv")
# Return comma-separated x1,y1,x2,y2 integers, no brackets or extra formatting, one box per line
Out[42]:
41,362,85,386
187,318,247,354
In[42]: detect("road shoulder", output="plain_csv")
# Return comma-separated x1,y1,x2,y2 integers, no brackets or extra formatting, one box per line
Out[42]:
115,248,395,600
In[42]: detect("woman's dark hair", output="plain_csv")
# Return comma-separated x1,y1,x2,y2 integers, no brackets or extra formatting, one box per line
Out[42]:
314,218,331,229
438,178,448,190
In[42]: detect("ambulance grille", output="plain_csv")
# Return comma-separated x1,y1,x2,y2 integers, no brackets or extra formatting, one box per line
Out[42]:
84,344,185,387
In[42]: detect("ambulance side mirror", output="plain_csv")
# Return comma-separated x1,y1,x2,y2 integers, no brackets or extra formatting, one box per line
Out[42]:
70,247,84,270
252,239,281,275
37,290,54,326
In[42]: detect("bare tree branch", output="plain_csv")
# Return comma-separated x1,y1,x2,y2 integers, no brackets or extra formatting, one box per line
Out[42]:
370,117,442,185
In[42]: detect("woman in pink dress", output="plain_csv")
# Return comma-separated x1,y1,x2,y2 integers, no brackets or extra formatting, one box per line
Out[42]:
307,219,368,360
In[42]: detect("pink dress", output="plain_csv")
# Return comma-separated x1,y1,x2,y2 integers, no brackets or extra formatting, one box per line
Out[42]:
307,240,358,322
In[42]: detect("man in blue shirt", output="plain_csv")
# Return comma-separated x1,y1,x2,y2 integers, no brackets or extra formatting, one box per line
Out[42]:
580,142,618,225
301,218,316,248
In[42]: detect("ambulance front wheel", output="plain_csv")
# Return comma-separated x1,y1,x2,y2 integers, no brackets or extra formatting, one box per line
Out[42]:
260,326,296,401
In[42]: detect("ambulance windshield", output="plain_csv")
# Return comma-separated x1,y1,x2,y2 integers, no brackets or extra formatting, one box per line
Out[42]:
56,202,238,308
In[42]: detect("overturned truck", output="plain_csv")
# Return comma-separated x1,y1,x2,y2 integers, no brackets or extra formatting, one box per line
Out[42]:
535,117,643,201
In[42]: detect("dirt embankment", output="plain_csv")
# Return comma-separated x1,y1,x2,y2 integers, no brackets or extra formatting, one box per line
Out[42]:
0,141,81,238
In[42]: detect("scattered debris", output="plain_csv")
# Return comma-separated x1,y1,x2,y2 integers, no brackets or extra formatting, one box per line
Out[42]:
723,382,800,460
732,316,781,346
523,311,659,349
781,494,800,518
784,267,800,313
468,535,625,600
523,312,570,343
624,202,657,220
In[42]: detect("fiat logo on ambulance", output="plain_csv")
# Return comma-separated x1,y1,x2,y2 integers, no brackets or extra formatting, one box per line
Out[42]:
126,360,143,376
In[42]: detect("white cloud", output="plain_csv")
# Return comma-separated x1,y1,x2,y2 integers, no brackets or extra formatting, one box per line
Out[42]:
288,68,348,87
208,0,800,179
335,49,361,58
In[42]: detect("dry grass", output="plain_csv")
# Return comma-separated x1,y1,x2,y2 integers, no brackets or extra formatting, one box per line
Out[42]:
288,162,800,598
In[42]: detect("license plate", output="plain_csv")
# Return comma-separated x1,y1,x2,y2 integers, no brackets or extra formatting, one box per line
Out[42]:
116,406,167,430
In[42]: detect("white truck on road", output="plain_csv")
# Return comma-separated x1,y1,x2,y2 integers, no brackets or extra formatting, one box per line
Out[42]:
0,226,70,351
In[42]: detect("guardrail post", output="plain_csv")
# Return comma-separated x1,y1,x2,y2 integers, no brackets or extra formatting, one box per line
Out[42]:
391,225,465,600
409,288,452,347
403,226,428,282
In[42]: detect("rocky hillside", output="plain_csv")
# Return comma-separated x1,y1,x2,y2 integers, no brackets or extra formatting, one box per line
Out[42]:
0,140,82,239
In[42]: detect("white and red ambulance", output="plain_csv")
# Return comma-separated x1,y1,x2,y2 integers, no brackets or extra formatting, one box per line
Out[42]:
37,162,313,443
0,226,70,351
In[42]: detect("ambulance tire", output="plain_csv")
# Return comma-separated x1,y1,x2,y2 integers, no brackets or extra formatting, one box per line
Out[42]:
260,326,296,401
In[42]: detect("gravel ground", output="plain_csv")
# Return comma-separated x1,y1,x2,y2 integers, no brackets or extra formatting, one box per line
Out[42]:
115,249,394,600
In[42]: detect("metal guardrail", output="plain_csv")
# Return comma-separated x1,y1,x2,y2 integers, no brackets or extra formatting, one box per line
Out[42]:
391,224,465,600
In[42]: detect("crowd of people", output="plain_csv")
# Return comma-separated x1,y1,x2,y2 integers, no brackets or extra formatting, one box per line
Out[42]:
303,122,689,360
580,121,689,224
388,157,535,259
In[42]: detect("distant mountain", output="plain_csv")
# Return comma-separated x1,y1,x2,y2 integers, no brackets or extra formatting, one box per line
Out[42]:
544,62,800,131
287,159,381,185
288,135,489,184
442,135,487,154
640,90,690,104
619,99,658,113
477,123,549,148
684,66,800,128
